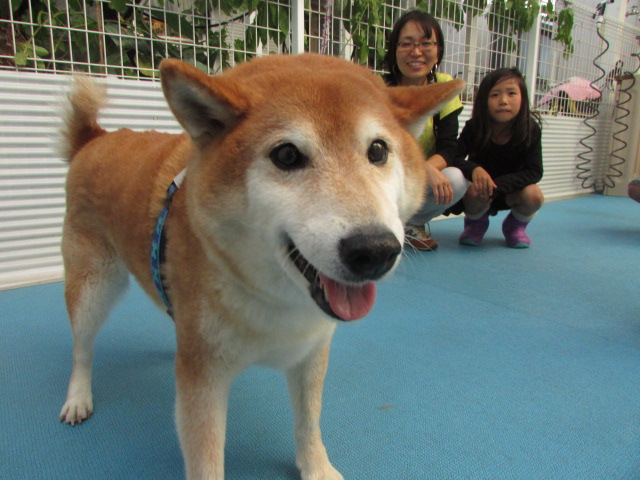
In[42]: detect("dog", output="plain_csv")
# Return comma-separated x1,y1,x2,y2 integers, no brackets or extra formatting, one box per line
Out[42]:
58,54,463,479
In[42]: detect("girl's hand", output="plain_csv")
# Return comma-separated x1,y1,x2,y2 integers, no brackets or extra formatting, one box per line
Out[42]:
471,167,497,198
426,163,454,205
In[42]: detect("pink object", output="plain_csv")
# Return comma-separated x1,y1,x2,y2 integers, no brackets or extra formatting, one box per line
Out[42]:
538,77,601,107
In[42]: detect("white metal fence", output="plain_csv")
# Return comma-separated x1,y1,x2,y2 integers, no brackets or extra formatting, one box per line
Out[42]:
2,1,639,104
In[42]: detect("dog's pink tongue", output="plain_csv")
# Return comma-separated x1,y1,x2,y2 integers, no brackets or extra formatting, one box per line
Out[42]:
320,273,377,321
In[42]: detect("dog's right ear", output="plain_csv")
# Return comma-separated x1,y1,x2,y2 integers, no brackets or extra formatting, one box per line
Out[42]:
387,79,465,138
159,59,249,145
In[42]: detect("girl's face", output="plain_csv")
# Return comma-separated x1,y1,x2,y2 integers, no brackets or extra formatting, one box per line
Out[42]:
396,21,439,86
487,77,522,124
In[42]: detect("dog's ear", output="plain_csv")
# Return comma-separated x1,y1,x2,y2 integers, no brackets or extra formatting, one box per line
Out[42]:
387,79,465,138
159,59,249,144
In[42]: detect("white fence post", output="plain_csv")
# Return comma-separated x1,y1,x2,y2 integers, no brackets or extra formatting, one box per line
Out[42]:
523,14,542,107
463,10,481,99
291,0,305,54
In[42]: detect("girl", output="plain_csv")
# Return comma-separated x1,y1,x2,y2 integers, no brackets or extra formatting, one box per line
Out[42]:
453,67,544,248
384,10,467,251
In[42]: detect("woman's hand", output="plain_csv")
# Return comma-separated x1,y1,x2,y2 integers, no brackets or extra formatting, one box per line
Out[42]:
471,167,497,199
425,163,454,205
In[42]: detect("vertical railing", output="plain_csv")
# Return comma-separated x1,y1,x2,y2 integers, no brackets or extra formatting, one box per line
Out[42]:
291,0,305,54
523,14,543,107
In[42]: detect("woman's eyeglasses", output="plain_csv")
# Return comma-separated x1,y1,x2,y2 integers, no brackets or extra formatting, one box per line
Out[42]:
397,41,438,52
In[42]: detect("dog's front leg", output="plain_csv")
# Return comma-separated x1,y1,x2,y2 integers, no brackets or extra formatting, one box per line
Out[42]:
175,350,233,480
286,340,344,480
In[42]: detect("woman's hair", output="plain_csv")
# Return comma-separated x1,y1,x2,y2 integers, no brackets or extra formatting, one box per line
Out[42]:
471,67,541,151
383,9,444,86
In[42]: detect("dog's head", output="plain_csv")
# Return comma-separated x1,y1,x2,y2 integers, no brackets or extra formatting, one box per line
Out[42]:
160,55,463,322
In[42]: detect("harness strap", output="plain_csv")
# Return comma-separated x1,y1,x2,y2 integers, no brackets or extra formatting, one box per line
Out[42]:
151,169,187,317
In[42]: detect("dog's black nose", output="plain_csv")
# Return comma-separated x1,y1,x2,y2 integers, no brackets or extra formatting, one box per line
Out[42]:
339,228,402,280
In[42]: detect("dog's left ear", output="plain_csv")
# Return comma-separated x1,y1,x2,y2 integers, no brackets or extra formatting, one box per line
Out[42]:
387,79,465,138
160,59,249,144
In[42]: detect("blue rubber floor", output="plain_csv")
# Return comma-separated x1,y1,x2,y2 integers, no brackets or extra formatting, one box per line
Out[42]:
1,194,638,480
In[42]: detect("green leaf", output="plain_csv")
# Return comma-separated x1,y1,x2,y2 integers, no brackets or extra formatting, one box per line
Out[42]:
163,12,194,40
246,27,257,51
109,0,128,15
543,0,555,16
554,7,574,58
278,7,289,37
104,22,136,50
14,51,28,66
68,0,83,11
557,7,574,29
137,57,158,77
34,45,49,56
358,43,369,65
234,38,246,63
2,0,24,17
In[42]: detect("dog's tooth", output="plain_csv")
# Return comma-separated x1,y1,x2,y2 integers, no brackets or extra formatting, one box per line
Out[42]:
318,277,329,301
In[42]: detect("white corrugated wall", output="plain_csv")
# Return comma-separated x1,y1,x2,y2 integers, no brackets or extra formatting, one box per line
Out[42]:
537,115,609,200
0,71,181,290
0,70,600,290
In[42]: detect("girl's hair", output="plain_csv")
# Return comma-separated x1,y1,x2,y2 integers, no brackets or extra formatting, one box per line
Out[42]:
471,67,541,151
383,10,444,86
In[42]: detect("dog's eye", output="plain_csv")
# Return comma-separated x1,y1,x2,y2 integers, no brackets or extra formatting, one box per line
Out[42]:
270,143,308,170
367,140,388,165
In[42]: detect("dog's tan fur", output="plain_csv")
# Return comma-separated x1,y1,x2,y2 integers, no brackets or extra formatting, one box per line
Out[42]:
58,54,463,479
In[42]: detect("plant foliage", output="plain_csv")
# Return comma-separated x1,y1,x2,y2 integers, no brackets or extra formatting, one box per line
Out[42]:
2,0,290,76
1,0,575,76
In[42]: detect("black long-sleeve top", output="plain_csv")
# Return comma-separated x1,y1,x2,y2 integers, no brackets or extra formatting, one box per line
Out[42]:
434,109,463,165
455,118,543,195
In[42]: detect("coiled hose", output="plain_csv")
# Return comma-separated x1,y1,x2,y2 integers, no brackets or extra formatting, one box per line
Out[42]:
608,54,640,186
575,19,608,193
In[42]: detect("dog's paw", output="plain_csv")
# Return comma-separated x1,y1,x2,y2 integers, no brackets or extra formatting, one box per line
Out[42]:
59,398,93,425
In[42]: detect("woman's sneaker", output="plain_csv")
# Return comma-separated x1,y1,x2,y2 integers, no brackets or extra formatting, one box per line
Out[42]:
405,224,438,251
502,212,531,248
459,214,489,246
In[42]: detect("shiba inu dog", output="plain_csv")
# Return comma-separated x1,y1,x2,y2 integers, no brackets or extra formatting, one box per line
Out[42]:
58,54,463,479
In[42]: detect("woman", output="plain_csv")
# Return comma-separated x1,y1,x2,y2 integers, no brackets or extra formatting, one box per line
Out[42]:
384,9,467,251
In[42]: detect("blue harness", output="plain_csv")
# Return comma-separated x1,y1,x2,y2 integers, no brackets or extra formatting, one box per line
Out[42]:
150,169,187,317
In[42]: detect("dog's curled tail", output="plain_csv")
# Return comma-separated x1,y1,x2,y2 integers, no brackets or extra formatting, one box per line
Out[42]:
60,76,107,162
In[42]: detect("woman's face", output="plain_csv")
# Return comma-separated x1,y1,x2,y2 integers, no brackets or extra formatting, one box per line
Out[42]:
395,20,439,86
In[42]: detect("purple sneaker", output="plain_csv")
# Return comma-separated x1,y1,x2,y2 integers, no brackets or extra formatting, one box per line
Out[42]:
502,212,531,248
459,214,489,246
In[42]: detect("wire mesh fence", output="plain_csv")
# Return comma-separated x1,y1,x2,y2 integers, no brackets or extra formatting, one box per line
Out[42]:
0,0,638,107
0,0,294,78
536,5,640,117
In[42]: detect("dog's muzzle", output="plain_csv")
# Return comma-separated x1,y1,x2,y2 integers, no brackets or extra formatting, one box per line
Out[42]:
288,228,401,322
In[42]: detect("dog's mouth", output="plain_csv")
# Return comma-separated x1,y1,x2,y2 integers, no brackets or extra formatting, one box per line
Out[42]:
287,242,376,322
